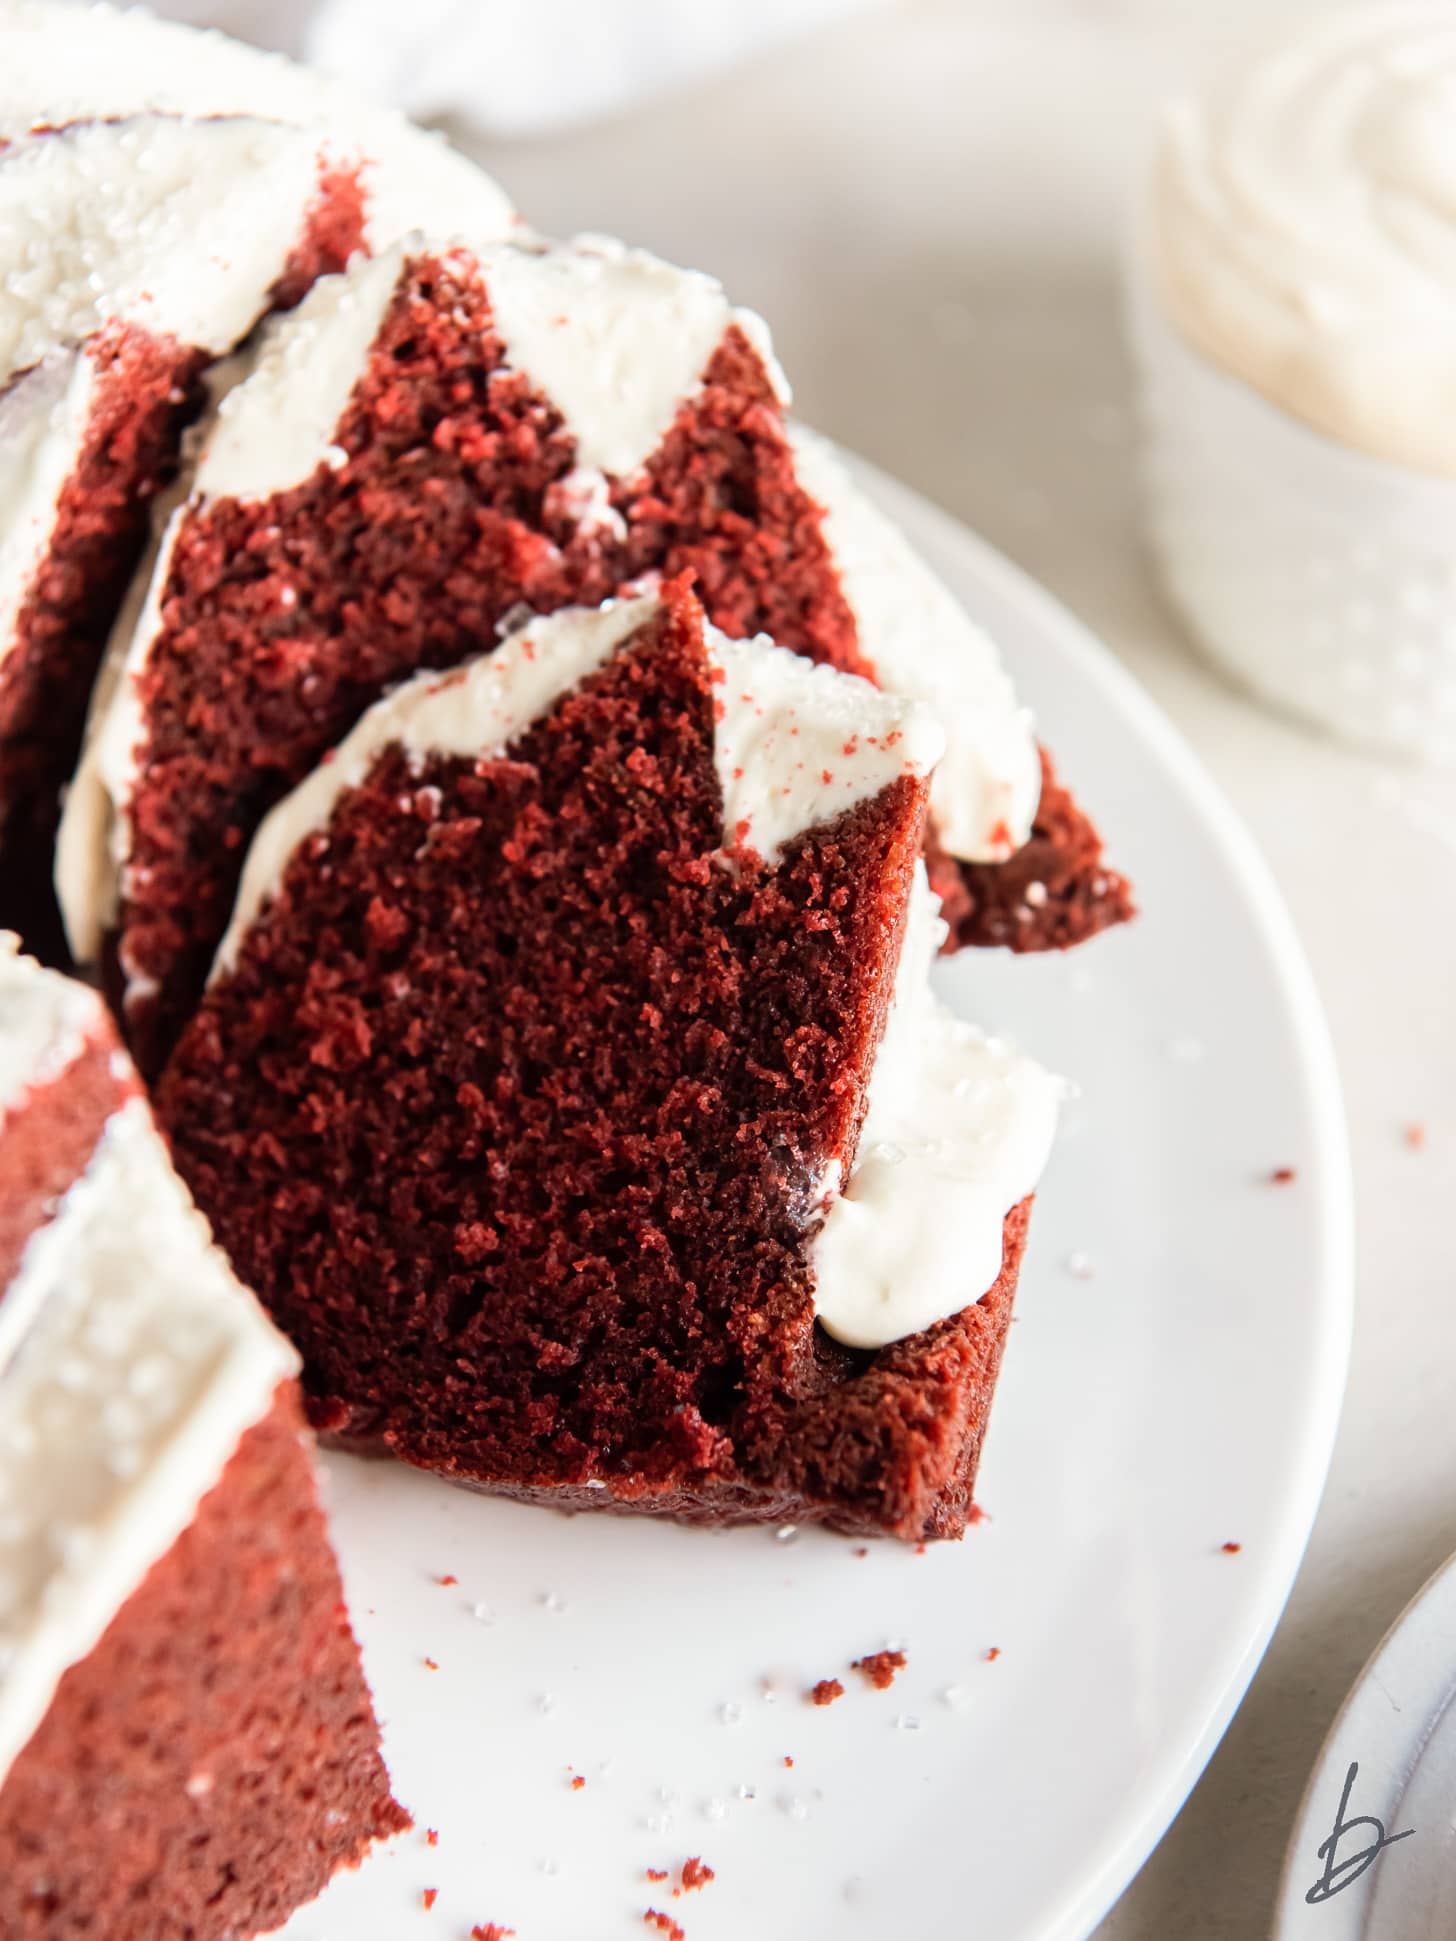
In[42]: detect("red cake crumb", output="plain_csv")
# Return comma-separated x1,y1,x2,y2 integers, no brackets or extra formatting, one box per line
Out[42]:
471,1926,515,1940
937,750,1134,954
1269,1167,1297,1185
783,1755,795,1768
569,1774,586,1791
158,591,1034,1542
681,1858,715,1892
853,1546,869,1558
645,1869,670,1883
422,1887,438,1910
644,1914,685,1940
437,1573,458,1586
1406,1122,1427,1150
985,1646,1002,1662
108,243,1127,1073
809,1678,845,1707
426,1829,439,1847
852,1650,907,1691
423,1657,439,1671
1221,1541,1243,1555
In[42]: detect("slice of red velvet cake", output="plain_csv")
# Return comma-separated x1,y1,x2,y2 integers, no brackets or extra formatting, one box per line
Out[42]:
59,230,1130,1075
153,587,1061,1541
0,934,408,1937
0,3,515,962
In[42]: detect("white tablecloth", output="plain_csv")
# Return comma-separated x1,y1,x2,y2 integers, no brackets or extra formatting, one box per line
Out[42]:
449,2,1456,1934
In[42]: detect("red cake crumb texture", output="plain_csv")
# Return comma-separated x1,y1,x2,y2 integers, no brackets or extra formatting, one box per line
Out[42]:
156,590,1032,1540
422,1887,438,1910
0,1389,410,1940
437,1572,459,1586
645,1869,670,1883
1269,1167,1298,1185
1406,1122,1427,1150
681,1858,715,1892
1221,1541,1243,1555
83,239,1128,1074
426,1829,439,1846
569,1773,586,1791
932,750,1133,955
472,1926,515,1940
809,1678,845,1706
645,1915,686,1940
853,1649,908,1691
985,1646,1003,1662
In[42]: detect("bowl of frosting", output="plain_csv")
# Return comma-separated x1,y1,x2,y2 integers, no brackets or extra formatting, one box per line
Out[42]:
1128,1,1456,767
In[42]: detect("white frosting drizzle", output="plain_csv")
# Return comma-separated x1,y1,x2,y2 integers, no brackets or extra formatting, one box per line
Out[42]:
710,630,943,860
1151,3,1456,474
55,481,191,968
786,424,1041,863
811,867,1062,1350
480,233,787,480
0,0,514,248
0,934,106,1124
212,594,941,972
0,117,325,391
0,1093,298,1790
0,350,95,729
193,244,412,504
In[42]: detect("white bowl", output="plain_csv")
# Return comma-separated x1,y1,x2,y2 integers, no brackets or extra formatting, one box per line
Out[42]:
1125,240,1456,767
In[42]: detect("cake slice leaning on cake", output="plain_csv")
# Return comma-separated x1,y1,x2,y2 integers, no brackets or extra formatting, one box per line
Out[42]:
0,937,408,1938
58,229,1131,1078
152,584,1062,1541
0,0,515,958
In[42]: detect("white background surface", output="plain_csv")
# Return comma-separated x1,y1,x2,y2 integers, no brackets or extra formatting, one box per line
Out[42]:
442,3,1456,1936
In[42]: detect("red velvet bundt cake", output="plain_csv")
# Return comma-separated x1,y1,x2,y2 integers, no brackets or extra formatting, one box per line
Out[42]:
152,585,1061,1540
0,935,408,1938
59,230,1129,1074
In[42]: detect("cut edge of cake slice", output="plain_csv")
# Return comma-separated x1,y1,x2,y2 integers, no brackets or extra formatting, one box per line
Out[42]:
156,584,1061,1540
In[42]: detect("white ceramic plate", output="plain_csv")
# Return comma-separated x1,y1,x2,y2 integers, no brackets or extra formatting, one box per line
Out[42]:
278,455,1353,1941
1274,1549,1456,1941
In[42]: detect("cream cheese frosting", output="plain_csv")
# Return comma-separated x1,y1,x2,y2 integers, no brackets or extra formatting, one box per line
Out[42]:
0,933,104,1124
211,593,944,974
482,233,787,480
0,0,514,247
0,117,324,393
787,424,1041,863
0,1076,297,1791
811,868,1062,1350
0,352,96,723
1150,2,1456,474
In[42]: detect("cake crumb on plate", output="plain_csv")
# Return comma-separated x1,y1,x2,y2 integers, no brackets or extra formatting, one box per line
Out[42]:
852,1649,907,1690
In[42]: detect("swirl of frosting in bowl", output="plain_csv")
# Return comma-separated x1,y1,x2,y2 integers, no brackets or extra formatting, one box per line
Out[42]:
1149,3,1456,473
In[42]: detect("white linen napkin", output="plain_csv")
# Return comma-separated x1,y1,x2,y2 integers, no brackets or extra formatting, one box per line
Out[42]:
149,0,888,135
